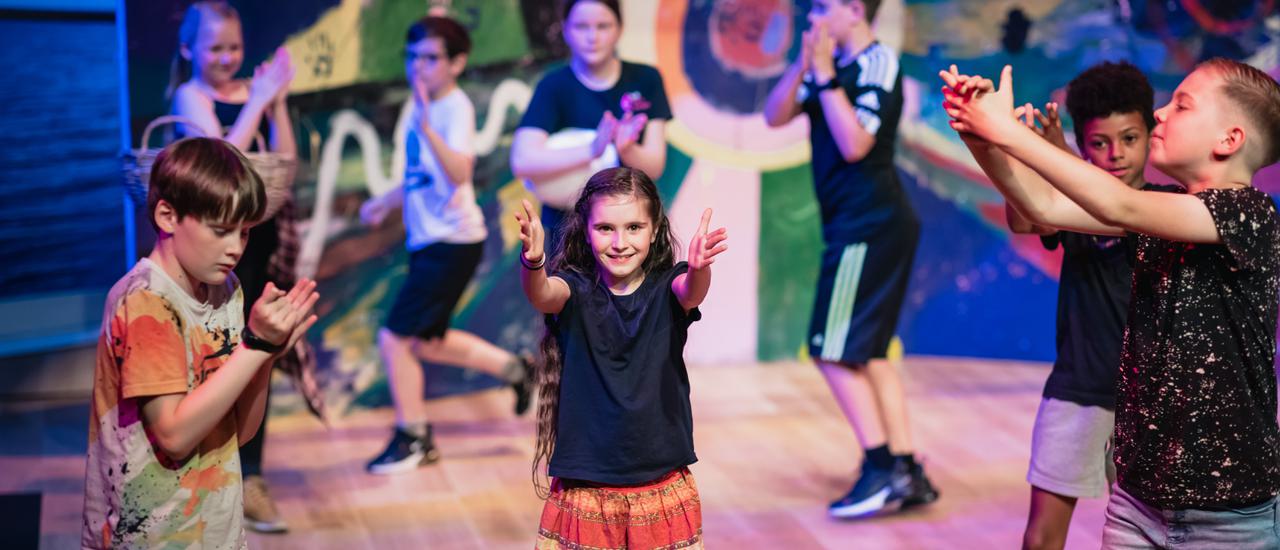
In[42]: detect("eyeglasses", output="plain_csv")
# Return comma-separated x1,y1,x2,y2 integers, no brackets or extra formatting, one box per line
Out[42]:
404,49,443,64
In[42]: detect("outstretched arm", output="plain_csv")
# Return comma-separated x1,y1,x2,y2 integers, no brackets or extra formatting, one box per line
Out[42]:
942,68,1122,236
672,209,729,312
515,199,570,314
944,66,1220,244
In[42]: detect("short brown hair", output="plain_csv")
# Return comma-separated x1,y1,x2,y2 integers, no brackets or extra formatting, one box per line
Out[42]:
1198,58,1280,169
147,137,266,231
405,16,471,58
859,0,884,22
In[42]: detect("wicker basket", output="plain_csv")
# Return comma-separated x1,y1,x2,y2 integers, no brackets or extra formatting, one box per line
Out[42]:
122,115,297,219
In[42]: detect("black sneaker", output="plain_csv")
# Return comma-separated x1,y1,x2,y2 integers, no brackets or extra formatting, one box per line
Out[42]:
365,426,440,475
511,355,535,416
829,460,905,519
897,461,940,509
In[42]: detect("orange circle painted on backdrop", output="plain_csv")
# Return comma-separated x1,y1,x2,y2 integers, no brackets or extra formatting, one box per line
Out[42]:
654,0,810,169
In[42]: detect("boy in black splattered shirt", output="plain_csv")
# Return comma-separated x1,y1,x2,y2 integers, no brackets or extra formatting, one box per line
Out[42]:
942,59,1280,548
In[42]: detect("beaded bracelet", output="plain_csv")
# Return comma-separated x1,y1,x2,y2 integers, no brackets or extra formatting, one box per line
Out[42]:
520,253,546,270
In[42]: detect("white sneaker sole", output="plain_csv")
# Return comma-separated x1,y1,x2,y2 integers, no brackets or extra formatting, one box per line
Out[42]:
829,486,893,519
246,519,289,534
366,448,439,475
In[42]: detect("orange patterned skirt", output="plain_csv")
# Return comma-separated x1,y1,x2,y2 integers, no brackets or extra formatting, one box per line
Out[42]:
535,467,703,550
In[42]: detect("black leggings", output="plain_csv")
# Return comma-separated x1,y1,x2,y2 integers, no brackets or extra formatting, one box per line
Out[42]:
235,217,279,477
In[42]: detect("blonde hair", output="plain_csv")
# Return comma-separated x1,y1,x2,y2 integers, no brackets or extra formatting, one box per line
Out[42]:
166,1,241,99
1198,58,1280,169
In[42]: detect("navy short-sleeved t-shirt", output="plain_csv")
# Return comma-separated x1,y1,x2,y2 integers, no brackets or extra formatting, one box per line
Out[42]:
1039,184,1180,409
548,262,701,485
518,61,672,138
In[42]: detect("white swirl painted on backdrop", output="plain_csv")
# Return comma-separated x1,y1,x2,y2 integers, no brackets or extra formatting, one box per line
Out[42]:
295,78,532,279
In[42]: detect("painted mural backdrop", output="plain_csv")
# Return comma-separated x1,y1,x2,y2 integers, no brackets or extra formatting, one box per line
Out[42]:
123,0,1280,415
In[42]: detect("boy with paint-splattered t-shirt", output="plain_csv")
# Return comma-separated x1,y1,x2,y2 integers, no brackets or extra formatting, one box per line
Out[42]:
83,260,247,547
82,138,318,548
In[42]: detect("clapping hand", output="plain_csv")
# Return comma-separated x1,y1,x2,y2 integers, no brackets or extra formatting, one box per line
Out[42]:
248,279,320,356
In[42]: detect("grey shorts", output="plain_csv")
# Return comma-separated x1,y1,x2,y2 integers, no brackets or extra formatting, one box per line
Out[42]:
1027,397,1116,499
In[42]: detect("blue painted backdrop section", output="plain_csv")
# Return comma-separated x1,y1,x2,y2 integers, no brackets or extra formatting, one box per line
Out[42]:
0,18,123,297
897,171,1059,361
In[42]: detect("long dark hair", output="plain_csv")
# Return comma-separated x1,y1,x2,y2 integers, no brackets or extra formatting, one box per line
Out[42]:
166,1,240,100
531,167,677,497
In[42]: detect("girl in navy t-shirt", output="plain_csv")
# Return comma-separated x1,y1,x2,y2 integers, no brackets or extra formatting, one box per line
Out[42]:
510,0,672,251
514,167,727,548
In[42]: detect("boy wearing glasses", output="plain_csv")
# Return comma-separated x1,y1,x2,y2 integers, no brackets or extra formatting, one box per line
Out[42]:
359,15,533,475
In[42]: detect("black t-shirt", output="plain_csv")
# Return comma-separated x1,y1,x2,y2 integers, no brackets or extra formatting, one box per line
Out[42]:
1040,184,1179,408
801,42,917,245
1115,186,1280,509
549,262,701,484
518,61,672,138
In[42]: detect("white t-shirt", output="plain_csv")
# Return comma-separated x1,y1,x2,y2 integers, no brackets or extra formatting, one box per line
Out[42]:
403,87,487,250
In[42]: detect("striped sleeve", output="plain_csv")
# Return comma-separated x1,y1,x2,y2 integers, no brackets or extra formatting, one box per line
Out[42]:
852,44,900,135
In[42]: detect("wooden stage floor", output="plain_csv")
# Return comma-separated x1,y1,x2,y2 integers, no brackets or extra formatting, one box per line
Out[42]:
7,357,1111,549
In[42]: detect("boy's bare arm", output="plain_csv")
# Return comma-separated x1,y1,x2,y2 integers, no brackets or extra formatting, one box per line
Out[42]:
945,65,1221,243
413,81,474,188
763,58,808,127
143,281,319,460
962,133,1122,235
818,86,877,163
233,359,272,445
998,131,1220,243
142,345,275,460
1005,202,1056,235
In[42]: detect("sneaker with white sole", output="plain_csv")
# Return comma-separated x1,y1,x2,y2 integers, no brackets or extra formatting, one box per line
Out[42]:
365,425,440,475
828,459,908,519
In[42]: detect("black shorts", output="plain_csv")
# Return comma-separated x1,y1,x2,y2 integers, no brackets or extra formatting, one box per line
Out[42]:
808,227,918,366
384,242,484,340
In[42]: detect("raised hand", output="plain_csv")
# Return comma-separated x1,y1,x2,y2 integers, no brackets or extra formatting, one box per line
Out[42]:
1035,102,1070,152
250,47,294,108
796,27,815,74
248,280,320,354
514,199,546,264
808,23,836,84
410,73,431,130
687,208,729,272
591,111,618,159
939,64,1019,146
613,112,648,153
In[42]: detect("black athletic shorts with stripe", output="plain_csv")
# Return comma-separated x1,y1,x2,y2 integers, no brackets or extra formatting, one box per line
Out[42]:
808,226,919,366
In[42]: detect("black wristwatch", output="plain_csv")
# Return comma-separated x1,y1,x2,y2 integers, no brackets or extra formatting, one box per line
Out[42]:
241,326,285,354
814,77,840,92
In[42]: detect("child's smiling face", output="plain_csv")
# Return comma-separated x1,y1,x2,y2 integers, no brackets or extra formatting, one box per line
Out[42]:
586,193,655,293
